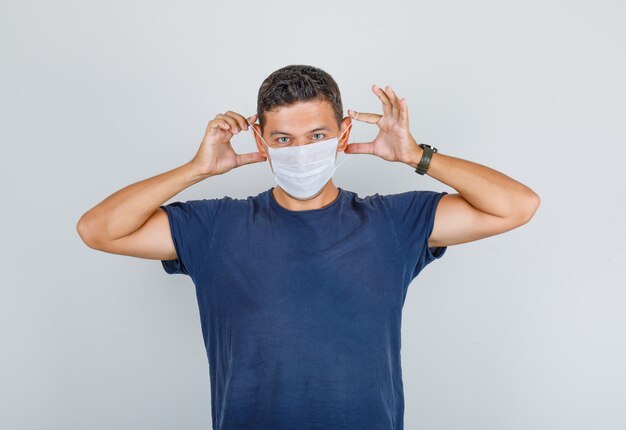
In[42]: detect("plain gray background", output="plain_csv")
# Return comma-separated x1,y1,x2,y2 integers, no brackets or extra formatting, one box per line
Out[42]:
2,0,625,429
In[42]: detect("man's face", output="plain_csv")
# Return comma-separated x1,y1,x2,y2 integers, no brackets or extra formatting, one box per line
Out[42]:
253,99,352,158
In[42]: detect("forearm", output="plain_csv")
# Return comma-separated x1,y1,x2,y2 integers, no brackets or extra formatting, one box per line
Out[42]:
77,161,212,241
405,147,540,219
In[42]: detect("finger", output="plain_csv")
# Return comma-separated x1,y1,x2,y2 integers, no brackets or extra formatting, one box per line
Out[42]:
344,141,375,155
399,98,409,128
216,114,240,133
224,111,250,131
348,110,382,125
372,84,392,118
385,85,400,120
246,114,259,130
210,119,231,130
236,151,267,166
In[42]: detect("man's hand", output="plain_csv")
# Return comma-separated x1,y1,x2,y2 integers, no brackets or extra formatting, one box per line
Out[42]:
345,84,422,164
192,111,267,176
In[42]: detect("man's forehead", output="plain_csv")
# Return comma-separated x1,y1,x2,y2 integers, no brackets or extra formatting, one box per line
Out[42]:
265,102,339,136
269,125,331,137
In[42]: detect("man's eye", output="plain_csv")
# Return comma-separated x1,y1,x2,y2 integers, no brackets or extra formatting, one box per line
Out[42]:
277,134,324,144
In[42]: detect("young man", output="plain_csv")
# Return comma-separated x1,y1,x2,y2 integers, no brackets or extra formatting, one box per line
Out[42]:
76,65,540,429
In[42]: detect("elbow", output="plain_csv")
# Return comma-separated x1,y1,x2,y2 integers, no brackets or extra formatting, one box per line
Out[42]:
76,213,102,250
516,191,541,225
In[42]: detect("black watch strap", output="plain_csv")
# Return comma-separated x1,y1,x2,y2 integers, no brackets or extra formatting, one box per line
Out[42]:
415,143,438,175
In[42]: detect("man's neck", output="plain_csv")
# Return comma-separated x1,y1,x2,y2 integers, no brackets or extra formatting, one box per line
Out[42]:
271,181,340,211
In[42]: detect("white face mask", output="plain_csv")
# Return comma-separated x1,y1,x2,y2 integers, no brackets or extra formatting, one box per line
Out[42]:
246,112,358,200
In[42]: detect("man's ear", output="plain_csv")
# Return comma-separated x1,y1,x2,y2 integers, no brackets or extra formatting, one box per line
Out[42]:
337,116,353,152
251,124,269,159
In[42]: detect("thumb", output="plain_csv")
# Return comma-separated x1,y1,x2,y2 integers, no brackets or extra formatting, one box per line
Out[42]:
348,109,381,124
345,141,375,155
236,151,267,167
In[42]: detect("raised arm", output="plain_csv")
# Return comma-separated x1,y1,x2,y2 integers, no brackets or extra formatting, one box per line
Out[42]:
76,162,212,260
345,83,540,249
76,111,266,260
404,149,540,248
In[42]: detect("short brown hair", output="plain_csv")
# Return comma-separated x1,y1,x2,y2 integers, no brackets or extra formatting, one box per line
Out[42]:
256,65,343,132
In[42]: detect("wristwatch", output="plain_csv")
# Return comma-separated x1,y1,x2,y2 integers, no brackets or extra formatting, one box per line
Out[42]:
415,143,438,175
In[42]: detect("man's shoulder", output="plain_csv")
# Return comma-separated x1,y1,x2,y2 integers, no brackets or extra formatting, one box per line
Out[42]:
210,188,272,211
205,188,271,204
163,189,269,215
340,188,387,211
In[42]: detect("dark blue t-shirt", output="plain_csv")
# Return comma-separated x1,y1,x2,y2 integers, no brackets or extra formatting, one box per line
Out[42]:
160,186,448,430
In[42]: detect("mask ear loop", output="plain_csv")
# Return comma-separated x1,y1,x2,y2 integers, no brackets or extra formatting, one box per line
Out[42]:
246,118,276,172
246,118,270,149
334,111,359,170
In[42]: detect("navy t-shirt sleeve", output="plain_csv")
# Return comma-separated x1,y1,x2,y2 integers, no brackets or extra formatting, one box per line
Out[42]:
159,198,220,277
380,190,448,280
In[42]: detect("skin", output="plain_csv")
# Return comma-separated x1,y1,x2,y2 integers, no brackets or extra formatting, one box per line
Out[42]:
250,98,354,210
75,84,540,262
345,84,541,248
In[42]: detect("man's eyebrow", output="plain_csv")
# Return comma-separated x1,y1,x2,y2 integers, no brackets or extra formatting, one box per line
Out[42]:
269,126,331,136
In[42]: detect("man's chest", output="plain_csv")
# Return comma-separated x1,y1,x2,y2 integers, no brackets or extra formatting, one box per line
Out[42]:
196,219,407,324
